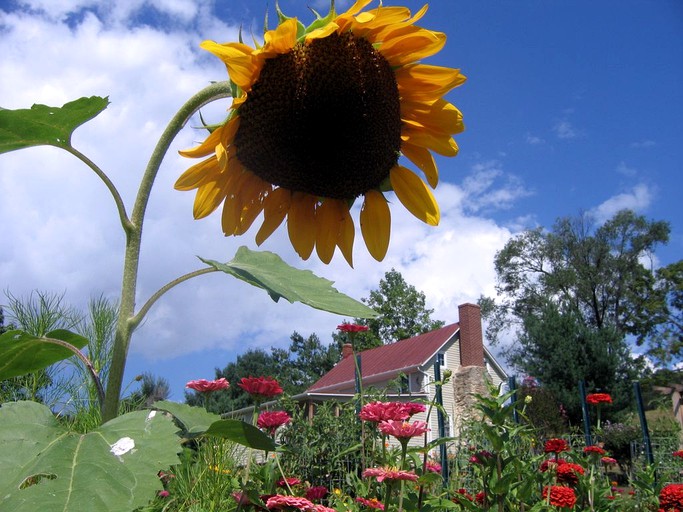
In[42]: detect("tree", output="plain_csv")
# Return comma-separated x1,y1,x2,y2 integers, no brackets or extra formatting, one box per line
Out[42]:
337,269,444,351
481,210,669,422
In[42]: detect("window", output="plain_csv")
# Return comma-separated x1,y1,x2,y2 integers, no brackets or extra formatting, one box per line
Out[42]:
399,374,410,393
437,352,446,367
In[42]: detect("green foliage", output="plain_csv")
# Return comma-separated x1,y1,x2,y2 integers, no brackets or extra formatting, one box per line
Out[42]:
336,269,445,350
201,248,379,318
516,384,568,438
643,259,683,364
0,401,181,512
0,96,109,153
602,422,641,467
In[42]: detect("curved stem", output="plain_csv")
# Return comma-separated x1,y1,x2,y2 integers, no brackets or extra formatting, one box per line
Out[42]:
64,145,134,233
131,268,217,329
41,337,105,408
101,81,232,423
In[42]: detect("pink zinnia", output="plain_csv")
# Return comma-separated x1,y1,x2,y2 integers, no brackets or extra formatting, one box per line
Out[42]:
362,467,418,483
185,378,229,393
356,497,385,510
158,490,170,498
258,410,291,434
311,506,336,512
601,457,618,465
265,494,315,511
544,438,570,454
586,393,612,405
359,401,410,422
378,419,429,439
425,461,442,473
401,402,427,416
239,376,283,398
277,477,301,487
337,323,369,333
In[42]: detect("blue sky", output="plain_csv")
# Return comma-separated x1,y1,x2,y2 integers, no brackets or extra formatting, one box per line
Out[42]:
1,0,681,402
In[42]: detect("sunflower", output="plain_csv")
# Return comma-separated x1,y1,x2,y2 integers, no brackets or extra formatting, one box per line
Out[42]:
176,0,465,265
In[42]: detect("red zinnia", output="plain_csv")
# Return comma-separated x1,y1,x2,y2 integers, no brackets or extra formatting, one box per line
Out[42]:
238,376,283,398
583,445,606,456
305,486,328,502
556,463,585,485
659,483,683,511
586,393,612,405
257,410,291,434
337,323,369,333
542,485,577,509
265,495,315,511
356,497,385,510
673,450,683,458
185,378,230,393
544,438,570,454
540,458,567,472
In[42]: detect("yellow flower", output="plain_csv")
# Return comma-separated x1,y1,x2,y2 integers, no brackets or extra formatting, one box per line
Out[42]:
176,1,465,265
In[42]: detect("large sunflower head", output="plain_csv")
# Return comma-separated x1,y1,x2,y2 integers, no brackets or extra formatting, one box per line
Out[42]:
176,0,465,266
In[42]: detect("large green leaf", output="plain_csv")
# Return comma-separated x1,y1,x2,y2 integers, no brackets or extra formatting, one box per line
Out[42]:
0,401,180,512
201,246,378,318
205,419,276,452
152,400,221,434
0,96,109,153
0,329,90,380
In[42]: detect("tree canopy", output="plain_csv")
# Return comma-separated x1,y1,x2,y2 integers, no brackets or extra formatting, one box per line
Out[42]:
481,209,671,422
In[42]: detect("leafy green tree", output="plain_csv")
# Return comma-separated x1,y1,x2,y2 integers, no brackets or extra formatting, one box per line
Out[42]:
336,269,444,351
481,210,668,422
126,372,171,408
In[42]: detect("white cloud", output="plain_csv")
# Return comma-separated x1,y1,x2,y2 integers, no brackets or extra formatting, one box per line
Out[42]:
590,184,654,224
630,139,656,149
460,161,534,213
616,161,638,177
553,120,579,139
525,134,545,145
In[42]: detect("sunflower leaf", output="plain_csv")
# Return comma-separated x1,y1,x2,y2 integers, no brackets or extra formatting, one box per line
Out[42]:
0,96,109,154
200,246,378,318
152,400,221,435
0,329,90,380
0,401,181,512
205,419,277,451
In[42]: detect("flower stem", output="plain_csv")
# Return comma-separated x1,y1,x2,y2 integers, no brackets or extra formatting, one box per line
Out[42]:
101,81,232,423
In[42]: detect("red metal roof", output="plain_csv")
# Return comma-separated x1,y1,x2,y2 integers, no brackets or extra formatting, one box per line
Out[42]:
307,323,459,393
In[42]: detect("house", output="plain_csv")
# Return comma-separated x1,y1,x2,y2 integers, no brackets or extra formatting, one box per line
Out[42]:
296,303,508,445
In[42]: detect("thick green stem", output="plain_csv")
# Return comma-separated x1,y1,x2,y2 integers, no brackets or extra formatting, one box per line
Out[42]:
101,81,232,422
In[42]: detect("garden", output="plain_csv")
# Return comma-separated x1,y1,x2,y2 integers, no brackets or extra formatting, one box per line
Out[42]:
1,1,682,511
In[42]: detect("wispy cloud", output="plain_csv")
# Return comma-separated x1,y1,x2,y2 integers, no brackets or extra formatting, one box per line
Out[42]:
616,161,638,177
630,139,656,149
553,120,579,139
461,161,534,213
525,133,545,145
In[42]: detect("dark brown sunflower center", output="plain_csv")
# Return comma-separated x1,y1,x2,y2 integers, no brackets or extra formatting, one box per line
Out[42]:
234,31,402,199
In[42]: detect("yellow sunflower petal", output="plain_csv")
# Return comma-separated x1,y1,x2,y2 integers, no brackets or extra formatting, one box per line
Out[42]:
360,190,391,261
221,195,241,235
315,200,339,264
396,64,466,101
364,4,428,38
288,192,317,260
401,99,464,136
256,187,291,245
200,41,260,90
402,122,459,156
233,174,270,235
174,156,219,191
401,142,438,188
305,22,339,41
344,0,374,16
390,165,440,226
263,18,298,54
337,203,355,267
193,179,225,219
379,27,446,67
179,116,240,159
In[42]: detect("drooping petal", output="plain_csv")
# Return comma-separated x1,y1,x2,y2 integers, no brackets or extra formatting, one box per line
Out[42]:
379,27,446,67
390,165,439,226
287,192,317,260
360,190,391,261
337,203,355,268
174,156,219,191
315,200,339,264
233,174,270,235
401,99,464,136
192,169,232,219
395,64,466,101
401,142,438,188
402,122,459,156
178,116,240,158
305,22,339,41
256,187,291,245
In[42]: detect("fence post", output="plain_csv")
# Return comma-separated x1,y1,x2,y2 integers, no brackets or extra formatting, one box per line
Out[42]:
508,376,519,424
633,381,655,465
354,353,362,416
578,380,593,446
433,360,450,486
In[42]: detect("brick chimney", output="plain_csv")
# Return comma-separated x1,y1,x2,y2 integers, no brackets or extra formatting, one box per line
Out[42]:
342,343,354,359
458,303,485,367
